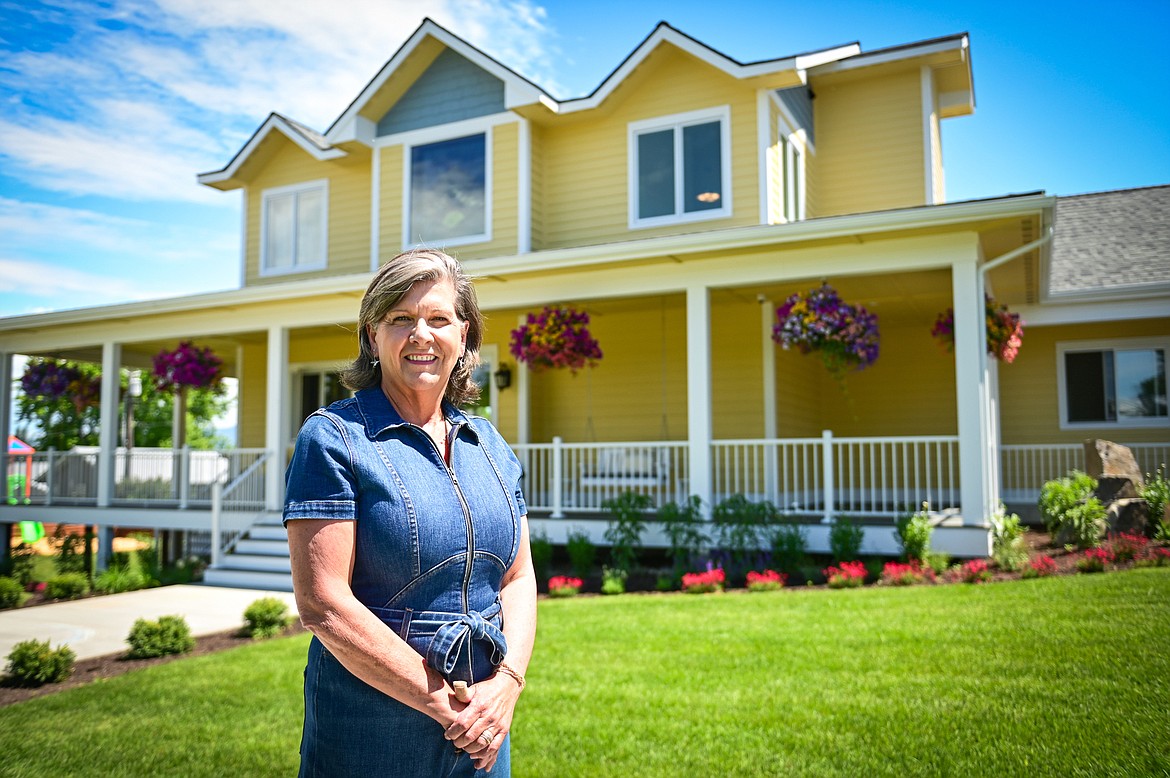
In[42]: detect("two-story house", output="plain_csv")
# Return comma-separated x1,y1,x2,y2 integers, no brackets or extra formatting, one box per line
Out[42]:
2,19,1166,589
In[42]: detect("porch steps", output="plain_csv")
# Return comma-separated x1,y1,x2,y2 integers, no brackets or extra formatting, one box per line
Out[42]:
203,513,295,592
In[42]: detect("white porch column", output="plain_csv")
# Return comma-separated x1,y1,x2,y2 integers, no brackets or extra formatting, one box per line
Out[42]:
686,284,712,517
96,342,122,508
265,325,289,511
952,258,992,525
0,352,11,464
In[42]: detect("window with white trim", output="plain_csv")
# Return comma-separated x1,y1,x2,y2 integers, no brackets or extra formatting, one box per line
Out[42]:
408,132,488,246
629,107,731,228
261,180,327,275
1058,340,1168,428
780,133,804,222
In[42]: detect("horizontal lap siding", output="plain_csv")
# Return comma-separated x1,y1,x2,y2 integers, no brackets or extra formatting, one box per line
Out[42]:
999,319,1170,444
244,139,370,285
542,46,760,249
814,70,925,216
712,296,765,439
377,145,403,265
238,342,267,448
530,125,545,251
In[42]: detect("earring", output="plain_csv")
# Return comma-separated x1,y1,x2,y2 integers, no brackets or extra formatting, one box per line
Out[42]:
455,356,464,372
370,359,380,368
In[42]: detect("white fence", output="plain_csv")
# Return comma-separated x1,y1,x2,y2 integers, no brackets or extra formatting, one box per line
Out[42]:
1000,443,1170,503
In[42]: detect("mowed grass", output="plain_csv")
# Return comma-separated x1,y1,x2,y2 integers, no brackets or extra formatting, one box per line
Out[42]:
2,570,1169,777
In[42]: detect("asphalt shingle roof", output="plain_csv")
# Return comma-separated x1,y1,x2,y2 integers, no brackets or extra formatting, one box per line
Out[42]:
1049,184,1170,297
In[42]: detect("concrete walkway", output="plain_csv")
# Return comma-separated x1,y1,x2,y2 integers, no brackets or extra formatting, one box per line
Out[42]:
0,585,300,662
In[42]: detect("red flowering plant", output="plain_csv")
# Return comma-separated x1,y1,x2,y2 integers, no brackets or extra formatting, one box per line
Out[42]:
745,569,786,592
547,576,583,598
1075,546,1115,574
152,341,223,392
772,283,879,379
880,560,936,586
947,558,993,584
1107,532,1148,563
931,294,1024,363
1021,555,1057,579
681,567,725,594
823,561,867,589
509,306,602,372
1136,547,1170,568
20,358,101,413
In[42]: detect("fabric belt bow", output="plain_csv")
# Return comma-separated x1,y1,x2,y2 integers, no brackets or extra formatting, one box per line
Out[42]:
426,610,508,676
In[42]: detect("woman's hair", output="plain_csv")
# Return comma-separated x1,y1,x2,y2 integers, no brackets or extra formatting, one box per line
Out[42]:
340,249,484,407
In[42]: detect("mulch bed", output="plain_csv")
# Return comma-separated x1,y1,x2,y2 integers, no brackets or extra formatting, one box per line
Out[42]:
0,623,308,708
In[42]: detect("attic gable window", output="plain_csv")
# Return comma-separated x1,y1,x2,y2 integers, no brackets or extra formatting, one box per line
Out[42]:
260,180,328,276
629,106,731,229
1058,340,1168,429
407,131,489,247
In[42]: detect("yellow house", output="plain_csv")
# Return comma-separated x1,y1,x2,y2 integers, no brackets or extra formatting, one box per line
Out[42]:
1,19,1166,587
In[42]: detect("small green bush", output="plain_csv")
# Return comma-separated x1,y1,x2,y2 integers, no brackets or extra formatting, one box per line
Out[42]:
602,491,652,575
126,615,195,658
1039,471,1106,549
600,566,627,595
43,573,90,600
770,523,809,578
243,597,295,639
712,495,777,580
895,505,934,562
657,496,708,582
0,576,29,609
528,530,553,585
566,529,597,580
94,567,149,594
990,509,1029,572
53,525,90,575
829,517,864,564
5,639,75,686
1141,465,1169,538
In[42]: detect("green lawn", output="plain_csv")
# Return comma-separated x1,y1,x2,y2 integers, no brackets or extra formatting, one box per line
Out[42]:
2,569,1169,777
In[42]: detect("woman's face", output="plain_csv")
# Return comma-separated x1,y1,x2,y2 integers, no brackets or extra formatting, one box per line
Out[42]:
368,277,468,403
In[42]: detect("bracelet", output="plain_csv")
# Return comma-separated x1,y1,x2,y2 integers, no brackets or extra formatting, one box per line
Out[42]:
497,661,526,691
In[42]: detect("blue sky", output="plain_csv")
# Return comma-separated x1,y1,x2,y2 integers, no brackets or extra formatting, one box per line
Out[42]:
1,0,1167,318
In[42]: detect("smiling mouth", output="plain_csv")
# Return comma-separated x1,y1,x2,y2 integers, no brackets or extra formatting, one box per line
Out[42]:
405,354,438,364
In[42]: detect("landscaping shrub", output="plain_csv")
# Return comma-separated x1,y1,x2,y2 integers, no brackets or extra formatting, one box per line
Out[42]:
712,495,776,582
547,576,583,598
43,573,90,600
948,559,993,584
745,569,785,592
1022,555,1057,579
1039,471,1106,549
769,522,809,580
1108,532,1148,563
600,566,627,595
53,525,90,575
657,496,708,583
895,505,933,561
243,597,295,639
126,615,195,658
923,551,951,575
602,491,651,576
990,508,1029,572
529,530,552,585
0,576,29,609
681,568,725,594
8,543,37,586
5,639,76,686
565,529,596,580
94,567,149,594
1140,465,1168,538
824,561,867,588
1076,547,1114,574
880,560,935,586
1136,547,1170,567
828,516,864,563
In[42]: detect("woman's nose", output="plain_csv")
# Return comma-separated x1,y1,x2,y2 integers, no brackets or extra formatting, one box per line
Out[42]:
409,319,434,343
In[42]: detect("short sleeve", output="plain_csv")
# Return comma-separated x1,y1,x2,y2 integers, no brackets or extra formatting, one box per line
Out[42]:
283,413,359,524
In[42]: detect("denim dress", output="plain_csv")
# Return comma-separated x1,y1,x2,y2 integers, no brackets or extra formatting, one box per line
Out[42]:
283,387,526,778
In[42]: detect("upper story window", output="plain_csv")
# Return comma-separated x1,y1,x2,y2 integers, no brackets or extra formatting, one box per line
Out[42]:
628,106,731,229
1058,339,1168,429
261,180,328,276
407,131,489,247
779,133,805,223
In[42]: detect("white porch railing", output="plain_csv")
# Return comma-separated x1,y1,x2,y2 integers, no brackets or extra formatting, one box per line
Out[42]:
1000,442,1170,503
210,451,272,567
714,432,960,518
3,447,268,508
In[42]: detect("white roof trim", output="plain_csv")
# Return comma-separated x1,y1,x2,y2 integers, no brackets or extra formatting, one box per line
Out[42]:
809,34,969,76
197,114,345,186
553,25,858,115
325,18,548,146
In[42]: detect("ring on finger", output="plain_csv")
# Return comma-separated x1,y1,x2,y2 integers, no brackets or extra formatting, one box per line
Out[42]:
479,730,495,747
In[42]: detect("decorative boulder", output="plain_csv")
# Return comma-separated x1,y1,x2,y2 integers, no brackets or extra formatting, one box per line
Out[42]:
1083,440,1143,485
1107,498,1151,537
1094,476,1140,504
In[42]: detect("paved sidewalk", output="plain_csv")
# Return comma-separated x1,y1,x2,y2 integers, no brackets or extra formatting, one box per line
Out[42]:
0,585,300,662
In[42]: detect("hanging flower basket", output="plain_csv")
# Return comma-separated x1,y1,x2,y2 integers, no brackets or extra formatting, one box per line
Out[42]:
931,295,1024,363
772,283,880,378
509,306,603,372
20,358,101,412
152,341,223,392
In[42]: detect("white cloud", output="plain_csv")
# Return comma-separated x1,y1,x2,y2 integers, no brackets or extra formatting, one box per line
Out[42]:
0,257,169,302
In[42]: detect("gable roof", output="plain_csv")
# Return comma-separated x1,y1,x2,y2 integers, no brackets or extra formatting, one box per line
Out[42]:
197,112,346,189
1047,184,1170,299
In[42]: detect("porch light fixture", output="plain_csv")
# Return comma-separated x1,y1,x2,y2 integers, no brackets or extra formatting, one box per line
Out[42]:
494,363,513,390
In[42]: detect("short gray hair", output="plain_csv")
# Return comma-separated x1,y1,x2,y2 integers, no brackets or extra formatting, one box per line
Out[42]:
340,249,483,407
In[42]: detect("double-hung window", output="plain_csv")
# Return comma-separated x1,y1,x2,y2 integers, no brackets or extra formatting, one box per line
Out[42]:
629,106,731,228
260,180,327,276
779,132,804,223
1058,340,1168,428
407,132,489,247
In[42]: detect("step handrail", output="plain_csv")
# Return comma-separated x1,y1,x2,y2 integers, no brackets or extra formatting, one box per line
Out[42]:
210,451,273,568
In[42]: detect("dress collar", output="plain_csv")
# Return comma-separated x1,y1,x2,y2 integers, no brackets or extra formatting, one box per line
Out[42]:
354,386,474,441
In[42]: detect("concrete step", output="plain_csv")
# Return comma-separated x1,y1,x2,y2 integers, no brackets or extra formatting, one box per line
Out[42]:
249,524,289,541
235,538,290,556
203,567,294,592
216,553,292,572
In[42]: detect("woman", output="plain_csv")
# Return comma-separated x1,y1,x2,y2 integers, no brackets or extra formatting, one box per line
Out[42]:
284,249,536,777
